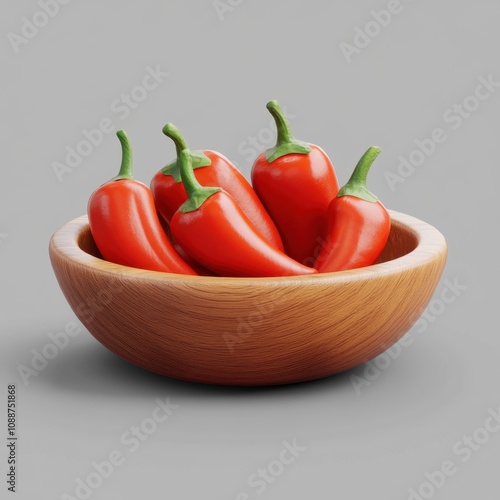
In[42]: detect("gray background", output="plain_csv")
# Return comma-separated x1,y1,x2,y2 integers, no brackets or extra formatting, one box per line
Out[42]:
1,0,498,498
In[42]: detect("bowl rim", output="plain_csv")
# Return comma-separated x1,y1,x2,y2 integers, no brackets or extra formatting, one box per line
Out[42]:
49,210,447,285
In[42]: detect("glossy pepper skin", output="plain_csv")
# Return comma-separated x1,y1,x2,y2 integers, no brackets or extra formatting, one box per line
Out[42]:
314,147,391,273
151,124,284,251
156,210,215,276
170,149,317,278
251,100,339,265
88,131,196,275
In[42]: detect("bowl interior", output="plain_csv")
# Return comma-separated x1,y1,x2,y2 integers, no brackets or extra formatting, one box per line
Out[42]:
78,225,102,259
77,220,420,270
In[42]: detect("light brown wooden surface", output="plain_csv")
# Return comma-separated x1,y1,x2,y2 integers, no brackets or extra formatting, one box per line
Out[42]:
48,211,447,386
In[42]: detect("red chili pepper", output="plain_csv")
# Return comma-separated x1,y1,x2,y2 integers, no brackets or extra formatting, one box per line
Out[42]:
314,147,391,273
251,100,339,265
88,131,196,275
170,149,317,278
172,240,216,277
156,210,215,276
151,124,284,251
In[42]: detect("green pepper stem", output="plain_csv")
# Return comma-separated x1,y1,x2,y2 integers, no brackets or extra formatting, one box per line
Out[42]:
161,123,211,183
162,123,188,158
112,130,134,181
180,149,203,197
267,100,294,145
179,149,221,213
337,146,381,202
348,146,381,185
265,100,311,163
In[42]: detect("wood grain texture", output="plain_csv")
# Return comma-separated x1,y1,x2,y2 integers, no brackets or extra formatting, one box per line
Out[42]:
48,211,447,386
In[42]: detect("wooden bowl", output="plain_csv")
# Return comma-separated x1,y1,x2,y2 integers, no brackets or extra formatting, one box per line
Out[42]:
49,211,447,386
